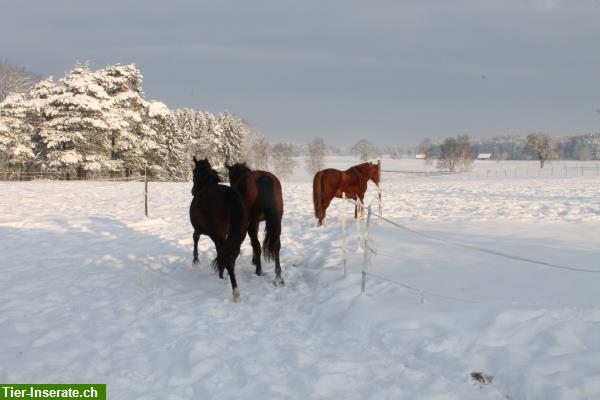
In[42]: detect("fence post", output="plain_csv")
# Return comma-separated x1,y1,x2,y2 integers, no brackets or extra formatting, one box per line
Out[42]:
356,196,363,250
377,159,382,216
361,206,372,295
342,192,347,276
144,165,148,218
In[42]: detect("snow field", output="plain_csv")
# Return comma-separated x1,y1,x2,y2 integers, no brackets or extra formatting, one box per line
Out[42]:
1,165,600,399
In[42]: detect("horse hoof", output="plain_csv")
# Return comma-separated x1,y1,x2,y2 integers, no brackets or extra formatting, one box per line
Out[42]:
192,258,199,264
232,288,240,302
273,277,285,287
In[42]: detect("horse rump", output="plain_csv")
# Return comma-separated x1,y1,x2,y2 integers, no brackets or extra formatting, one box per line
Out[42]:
313,171,324,223
257,175,282,262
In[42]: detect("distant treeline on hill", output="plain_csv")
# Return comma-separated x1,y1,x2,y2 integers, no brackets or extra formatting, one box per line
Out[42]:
381,134,600,161
470,134,600,161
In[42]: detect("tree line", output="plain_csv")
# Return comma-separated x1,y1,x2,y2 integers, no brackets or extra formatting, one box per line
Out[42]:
0,62,248,180
2,60,598,180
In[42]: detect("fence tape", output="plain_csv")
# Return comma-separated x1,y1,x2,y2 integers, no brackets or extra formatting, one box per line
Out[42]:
372,213,600,273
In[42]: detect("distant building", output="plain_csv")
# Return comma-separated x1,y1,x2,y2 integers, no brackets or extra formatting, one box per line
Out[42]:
477,153,492,160
415,154,426,159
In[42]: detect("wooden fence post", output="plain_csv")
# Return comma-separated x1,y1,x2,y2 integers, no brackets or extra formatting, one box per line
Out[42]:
342,192,347,276
144,165,148,218
361,206,372,295
356,196,363,250
377,159,382,216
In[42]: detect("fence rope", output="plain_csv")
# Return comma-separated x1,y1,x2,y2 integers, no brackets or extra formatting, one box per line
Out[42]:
372,213,600,273
365,271,479,304
343,185,598,274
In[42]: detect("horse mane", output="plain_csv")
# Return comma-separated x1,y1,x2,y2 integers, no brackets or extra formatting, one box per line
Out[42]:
348,162,379,184
192,161,222,196
227,163,252,185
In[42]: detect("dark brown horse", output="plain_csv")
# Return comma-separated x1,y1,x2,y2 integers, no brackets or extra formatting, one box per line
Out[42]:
313,162,380,226
190,157,248,301
226,163,285,286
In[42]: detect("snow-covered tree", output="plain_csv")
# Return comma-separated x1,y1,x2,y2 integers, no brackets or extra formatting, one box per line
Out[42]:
525,133,557,168
417,138,434,164
0,60,41,101
351,139,381,162
388,145,405,159
96,64,160,176
149,101,189,181
40,63,113,177
243,130,269,170
305,137,326,174
0,92,35,174
219,111,247,166
0,61,251,180
271,142,297,179
437,135,473,172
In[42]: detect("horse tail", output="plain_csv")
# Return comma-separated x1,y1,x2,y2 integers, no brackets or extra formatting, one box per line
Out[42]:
313,171,324,223
259,176,282,263
211,190,246,276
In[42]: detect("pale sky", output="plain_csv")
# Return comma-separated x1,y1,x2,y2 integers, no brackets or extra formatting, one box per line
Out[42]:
2,0,599,145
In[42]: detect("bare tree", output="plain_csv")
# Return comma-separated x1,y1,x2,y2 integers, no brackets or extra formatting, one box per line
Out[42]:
417,138,434,164
351,139,381,162
437,135,474,172
271,142,297,179
388,145,405,159
0,60,42,101
305,137,326,174
243,130,269,170
525,133,557,168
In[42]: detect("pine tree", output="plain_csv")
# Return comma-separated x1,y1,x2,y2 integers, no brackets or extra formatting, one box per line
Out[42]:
40,63,112,178
149,101,189,181
96,64,160,176
218,111,247,166
0,92,35,175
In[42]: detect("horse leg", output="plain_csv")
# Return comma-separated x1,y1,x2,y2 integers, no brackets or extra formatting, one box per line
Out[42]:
274,245,284,286
320,195,334,226
227,265,240,302
193,230,200,263
248,219,262,276
358,194,365,218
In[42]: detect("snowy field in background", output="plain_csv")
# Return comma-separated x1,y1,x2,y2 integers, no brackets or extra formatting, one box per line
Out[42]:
1,157,600,399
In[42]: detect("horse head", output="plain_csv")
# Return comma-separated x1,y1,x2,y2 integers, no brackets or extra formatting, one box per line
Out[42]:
225,162,251,186
191,156,221,196
369,162,381,185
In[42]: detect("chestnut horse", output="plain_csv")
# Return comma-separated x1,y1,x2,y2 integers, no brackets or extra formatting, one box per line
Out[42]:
226,163,284,286
313,162,380,226
190,157,248,301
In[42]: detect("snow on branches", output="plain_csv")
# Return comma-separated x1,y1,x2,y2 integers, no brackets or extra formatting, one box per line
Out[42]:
0,62,248,180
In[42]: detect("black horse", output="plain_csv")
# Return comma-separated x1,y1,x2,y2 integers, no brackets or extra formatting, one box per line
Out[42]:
190,157,248,301
226,163,284,286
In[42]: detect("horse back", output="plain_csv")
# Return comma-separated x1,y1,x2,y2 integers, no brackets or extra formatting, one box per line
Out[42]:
190,184,246,235
234,171,283,217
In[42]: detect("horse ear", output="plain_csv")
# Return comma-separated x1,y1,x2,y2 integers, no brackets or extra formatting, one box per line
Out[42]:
193,156,197,162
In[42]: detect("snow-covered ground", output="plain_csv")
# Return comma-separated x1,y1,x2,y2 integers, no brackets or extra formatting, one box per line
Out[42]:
1,158,600,399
